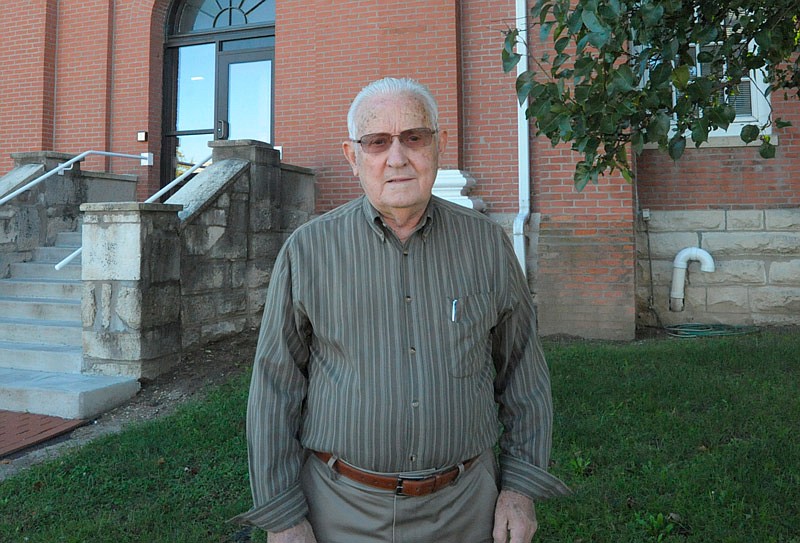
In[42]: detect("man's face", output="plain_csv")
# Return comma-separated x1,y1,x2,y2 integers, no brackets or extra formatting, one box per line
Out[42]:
343,93,447,219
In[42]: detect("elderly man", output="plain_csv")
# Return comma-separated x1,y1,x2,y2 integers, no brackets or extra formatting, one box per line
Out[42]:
235,77,568,542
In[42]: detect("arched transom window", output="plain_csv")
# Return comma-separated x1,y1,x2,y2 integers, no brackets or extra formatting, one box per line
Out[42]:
174,0,276,33
163,0,276,182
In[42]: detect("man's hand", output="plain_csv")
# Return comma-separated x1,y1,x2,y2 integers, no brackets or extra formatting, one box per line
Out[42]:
268,519,318,543
492,490,538,543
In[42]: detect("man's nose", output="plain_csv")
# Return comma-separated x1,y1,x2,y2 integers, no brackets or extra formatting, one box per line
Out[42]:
386,136,409,166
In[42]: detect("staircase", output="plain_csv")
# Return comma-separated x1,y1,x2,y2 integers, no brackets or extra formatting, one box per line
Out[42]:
0,231,140,419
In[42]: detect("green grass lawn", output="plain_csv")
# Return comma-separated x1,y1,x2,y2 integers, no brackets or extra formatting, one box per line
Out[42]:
1,330,798,542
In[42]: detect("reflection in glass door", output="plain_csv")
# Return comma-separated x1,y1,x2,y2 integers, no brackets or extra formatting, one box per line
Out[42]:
173,43,216,175
165,40,274,180
225,59,272,142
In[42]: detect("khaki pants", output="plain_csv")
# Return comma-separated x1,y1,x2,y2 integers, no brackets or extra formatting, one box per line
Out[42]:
300,450,499,543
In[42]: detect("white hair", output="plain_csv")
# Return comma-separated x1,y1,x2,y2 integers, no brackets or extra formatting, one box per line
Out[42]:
347,77,439,139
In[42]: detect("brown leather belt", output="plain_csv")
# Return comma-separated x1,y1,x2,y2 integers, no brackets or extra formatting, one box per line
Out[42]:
313,451,477,497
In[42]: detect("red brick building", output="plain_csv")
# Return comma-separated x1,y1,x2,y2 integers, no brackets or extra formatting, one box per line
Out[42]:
2,0,798,340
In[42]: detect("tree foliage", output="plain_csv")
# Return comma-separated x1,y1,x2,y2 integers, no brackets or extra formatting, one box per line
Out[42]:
503,0,800,190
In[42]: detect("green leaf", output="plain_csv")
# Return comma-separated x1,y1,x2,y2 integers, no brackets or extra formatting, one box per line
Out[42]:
647,111,672,142
574,56,597,79
775,118,793,129
671,65,690,91
631,131,645,155
649,62,672,86
740,124,760,143
755,29,773,50
502,30,522,73
502,48,522,73
535,1,553,23
516,72,538,105
587,30,611,49
639,1,664,26
692,25,719,46
721,105,737,125
607,64,636,95
759,140,777,159
581,10,607,33
706,106,731,130
567,8,584,34
691,117,710,145
540,21,555,43
555,36,570,54
574,162,592,191
668,135,686,160
602,0,621,20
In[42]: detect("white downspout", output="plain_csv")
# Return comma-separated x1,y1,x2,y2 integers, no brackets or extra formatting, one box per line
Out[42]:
513,0,531,275
669,247,715,312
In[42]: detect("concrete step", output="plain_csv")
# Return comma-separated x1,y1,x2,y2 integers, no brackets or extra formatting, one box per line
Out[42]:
0,341,82,373
0,278,82,300
0,317,81,346
34,246,82,263
55,231,82,247
9,261,81,281
0,367,140,419
0,296,80,321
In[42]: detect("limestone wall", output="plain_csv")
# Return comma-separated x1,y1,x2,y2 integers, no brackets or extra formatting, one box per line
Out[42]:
0,152,84,277
0,152,140,278
636,209,800,327
169,140,315,349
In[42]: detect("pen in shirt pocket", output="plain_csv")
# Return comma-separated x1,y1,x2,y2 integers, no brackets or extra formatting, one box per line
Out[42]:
450,298,458,322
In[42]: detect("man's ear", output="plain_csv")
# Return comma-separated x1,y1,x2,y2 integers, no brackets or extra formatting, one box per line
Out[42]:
342,140,359,175
437,129,448,155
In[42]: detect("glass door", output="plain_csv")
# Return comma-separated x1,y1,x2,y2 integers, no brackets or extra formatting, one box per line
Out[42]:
171,43,216,176
164,38,274,180
217,48,273,144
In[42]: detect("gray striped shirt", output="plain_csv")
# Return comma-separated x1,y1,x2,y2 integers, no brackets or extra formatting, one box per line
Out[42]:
237,195,569,531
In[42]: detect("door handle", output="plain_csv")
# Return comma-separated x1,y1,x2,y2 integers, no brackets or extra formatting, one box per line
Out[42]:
216,120,229,139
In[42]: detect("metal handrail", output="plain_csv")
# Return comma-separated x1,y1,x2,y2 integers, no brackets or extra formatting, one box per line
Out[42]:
0,150,153,207
145,154,212,203
53,154,213,270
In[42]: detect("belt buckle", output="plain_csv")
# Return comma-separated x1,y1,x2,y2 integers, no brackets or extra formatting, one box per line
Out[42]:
394,473,428,496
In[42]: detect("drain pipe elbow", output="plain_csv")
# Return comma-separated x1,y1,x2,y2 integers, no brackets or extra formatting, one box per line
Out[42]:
669,247,715,312
512,0,531,275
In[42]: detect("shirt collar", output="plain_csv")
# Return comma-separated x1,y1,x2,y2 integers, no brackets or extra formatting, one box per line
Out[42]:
361,196,436,242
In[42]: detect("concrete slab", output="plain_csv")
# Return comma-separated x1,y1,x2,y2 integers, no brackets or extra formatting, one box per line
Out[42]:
0,368,140,419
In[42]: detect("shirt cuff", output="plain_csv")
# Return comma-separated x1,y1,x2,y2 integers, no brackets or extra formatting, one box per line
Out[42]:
230,482,309,533
499,453,571,501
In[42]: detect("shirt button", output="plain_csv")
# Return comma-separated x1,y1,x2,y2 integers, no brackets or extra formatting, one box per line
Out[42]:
410,454,417,462
409,347,416,355
403,249,409,256
405,295,412,303
411,400,420,408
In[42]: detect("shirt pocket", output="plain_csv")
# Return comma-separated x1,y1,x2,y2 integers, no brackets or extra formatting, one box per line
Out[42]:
442,291,497,378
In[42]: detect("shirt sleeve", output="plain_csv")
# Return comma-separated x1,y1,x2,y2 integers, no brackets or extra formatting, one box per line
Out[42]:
232,239,313,532
492,233,571,501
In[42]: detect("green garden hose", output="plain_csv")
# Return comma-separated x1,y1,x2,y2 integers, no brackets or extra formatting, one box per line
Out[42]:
664,323,759,338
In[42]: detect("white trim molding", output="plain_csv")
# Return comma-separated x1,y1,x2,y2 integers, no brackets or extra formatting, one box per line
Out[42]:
433,169,486,211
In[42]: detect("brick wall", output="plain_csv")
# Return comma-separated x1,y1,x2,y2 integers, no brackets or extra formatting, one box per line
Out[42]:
110,0,169,200
275,0,461,212
459,0,520,213
53,0,114,172
637,93,800,210
0,1,165,195
522,0,637,339
0,1,58,174
531,142,637,339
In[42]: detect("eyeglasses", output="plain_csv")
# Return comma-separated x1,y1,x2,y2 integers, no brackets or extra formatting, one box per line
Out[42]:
353,128,437,154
